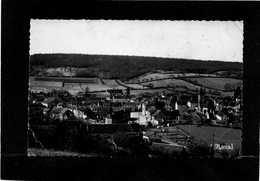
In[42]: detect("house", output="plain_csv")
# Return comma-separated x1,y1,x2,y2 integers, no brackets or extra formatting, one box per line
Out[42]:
72,109,87,120
41,97,58,108
49,105,87,121
130,103,158,126
105,117,112,124
49,107,70,121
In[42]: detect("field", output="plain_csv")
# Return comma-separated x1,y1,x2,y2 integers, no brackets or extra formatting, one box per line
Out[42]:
146,127,190,146
129,88,172,95
176,125,242,150
29,53,243,96
29,75,240,97
34,76,101,83
126,72,219,84
184,77,242,91
29,74,241,99
127,72,175,83
29,64,243,97
29,77,127,95
146,125,241,157
123,71,243,96
140,78,201,90
116,80,147,89
102,79,126,89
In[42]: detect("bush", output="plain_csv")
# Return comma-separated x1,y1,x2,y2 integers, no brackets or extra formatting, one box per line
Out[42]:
114,132,151,156
86,135,117,155
188,141,212,157
29,124,58,149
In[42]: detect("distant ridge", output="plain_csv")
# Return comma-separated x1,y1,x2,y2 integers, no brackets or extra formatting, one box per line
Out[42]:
30,54,243,80
30,53,243,64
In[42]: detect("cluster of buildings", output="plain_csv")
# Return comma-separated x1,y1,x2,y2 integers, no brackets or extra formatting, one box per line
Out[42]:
29,86,242,129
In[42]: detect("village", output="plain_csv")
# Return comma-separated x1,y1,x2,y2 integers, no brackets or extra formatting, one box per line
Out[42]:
28,81,242,158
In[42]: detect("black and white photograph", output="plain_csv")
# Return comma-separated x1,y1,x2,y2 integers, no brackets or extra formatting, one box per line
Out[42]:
27,20,244,158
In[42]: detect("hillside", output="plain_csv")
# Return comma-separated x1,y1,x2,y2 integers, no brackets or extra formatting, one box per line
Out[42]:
30,54,243,81
184,77,242,91
140,78,201,90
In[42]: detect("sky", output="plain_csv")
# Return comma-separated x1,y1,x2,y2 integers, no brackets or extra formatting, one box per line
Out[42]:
30,20,243,62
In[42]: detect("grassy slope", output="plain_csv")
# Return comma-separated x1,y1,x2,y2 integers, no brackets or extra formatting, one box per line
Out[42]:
176,125,242,149
29,54,242,94
184,77,242,91
128,73,174,83
140,78,201,90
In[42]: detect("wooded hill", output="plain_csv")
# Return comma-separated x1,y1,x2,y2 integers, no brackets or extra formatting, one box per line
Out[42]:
30,54,243,80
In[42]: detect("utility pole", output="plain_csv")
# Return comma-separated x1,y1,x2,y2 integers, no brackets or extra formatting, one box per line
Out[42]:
211,130,215,158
